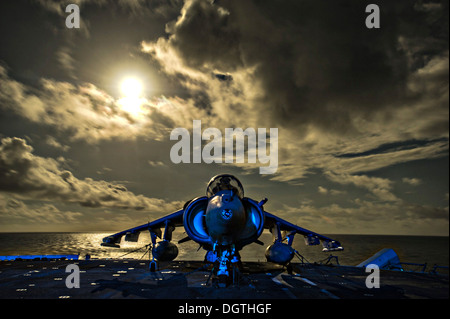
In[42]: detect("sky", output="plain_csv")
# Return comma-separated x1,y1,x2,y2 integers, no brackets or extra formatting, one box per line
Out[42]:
0,0,448,235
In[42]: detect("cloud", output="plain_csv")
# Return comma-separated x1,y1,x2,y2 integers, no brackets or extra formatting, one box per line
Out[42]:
0,193,83,225
56,46,78,79
162,0,241,72
317,186,346,196
402,177,422,186
0,137,182,212
139,0,448,183
325,172,399,202
45,135,70,152
1,0,447,188
35,0,184,16
0,65,209,142
275,199,448,235
143,0,447,129
148,160,165,167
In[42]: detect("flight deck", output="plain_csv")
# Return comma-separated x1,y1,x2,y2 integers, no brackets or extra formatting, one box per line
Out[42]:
0,259,447,299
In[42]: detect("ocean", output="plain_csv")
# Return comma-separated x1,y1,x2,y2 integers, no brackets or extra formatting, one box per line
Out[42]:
0,232,448,271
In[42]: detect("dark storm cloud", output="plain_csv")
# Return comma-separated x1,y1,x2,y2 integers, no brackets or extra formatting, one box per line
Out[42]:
336,138,449,158
140,0,448,187
164,0,242,71
145,0,448,134
214,72,233,82
35,0,183,17
0,137,182,212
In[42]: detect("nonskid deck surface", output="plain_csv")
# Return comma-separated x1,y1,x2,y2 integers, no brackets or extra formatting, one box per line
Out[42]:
0,259,448,299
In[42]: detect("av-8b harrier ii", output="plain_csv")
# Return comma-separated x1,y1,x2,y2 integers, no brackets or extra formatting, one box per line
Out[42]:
102,174,343,285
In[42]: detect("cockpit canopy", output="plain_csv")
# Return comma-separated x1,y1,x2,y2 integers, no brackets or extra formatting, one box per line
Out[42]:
206,174,244,198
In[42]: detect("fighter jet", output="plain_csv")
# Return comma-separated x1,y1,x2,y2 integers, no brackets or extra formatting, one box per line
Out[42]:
101,174,343,283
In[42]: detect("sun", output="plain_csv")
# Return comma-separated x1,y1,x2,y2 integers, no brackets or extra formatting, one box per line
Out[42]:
118,77,145,116
121,77,142,98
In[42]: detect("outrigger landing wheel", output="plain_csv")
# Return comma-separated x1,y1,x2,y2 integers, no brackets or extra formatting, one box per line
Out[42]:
146,243,158,272
149,260,158,272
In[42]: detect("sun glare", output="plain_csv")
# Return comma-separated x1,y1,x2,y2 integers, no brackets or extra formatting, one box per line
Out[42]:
118,77,145,116
121,77,142,98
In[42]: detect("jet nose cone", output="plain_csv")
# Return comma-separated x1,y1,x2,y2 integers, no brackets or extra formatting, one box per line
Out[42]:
205,191,246,246
222,193,232,203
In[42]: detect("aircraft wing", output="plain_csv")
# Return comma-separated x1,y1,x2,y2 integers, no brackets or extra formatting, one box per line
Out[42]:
263,211,343,252
101,209,184,248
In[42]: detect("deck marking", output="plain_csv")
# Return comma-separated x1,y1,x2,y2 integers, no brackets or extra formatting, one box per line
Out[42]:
294,275,340,299
320,289,340,299
294,276,317,286
271,274,296,299
272,274,293,288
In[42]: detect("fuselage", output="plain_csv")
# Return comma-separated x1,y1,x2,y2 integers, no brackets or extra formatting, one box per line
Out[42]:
205,190,246,246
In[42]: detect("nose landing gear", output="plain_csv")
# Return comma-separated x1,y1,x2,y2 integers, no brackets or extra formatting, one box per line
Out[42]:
205,245,242,287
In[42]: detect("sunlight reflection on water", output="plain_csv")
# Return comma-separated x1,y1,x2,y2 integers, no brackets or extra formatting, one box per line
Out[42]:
0,231,448,267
